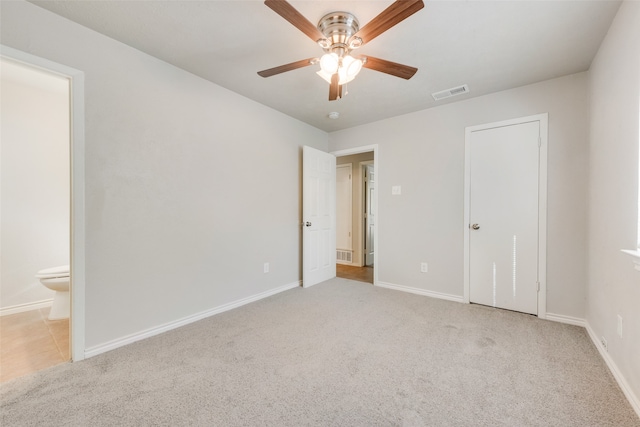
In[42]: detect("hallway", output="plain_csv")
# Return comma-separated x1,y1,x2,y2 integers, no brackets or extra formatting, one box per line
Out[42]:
336,264,373,284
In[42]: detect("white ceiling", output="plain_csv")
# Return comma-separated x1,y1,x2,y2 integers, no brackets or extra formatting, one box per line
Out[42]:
28,0,621,132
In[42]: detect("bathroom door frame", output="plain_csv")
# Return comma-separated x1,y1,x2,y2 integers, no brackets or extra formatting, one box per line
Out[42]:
1,45,87,361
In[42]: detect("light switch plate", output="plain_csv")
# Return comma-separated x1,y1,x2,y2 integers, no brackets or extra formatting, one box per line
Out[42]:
617,315,623,337
392,185,402,195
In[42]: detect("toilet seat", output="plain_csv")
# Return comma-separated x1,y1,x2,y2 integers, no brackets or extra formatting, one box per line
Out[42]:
36,265,70,279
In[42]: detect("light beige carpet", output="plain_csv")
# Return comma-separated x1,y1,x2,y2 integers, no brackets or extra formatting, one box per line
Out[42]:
2,278,639,426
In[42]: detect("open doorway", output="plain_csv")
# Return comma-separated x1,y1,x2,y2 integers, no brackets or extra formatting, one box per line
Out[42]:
335,151,375,284
0,58,71,381
0,46,86,379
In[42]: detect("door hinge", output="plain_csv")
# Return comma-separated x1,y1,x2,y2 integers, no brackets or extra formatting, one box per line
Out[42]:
536,281,540,292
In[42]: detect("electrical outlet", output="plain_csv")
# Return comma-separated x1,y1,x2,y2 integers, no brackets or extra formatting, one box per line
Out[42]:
601,336,608,352
263,262,269,273
617,315,623,337
420,262,428,273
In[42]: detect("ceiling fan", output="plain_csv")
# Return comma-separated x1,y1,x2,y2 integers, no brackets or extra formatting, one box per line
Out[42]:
257,0,424,101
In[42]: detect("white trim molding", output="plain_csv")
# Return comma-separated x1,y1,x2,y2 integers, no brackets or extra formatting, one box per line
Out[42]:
84,281,300,359
376,281,464,303
621,249,640,271
545,313,586,327
585,322,640,418
0,299,53,317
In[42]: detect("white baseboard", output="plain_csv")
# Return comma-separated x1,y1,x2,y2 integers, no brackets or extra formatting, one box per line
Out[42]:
84,281,301,359
376,281,464,303
545,313,586,327
585,321,640,419
0,299,53,317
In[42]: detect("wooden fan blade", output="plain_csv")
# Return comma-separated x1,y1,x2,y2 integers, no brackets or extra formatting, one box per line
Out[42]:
362,56,418,80
264,0,325,43
258,58,316,77
353,0,424,45
329,73,340,101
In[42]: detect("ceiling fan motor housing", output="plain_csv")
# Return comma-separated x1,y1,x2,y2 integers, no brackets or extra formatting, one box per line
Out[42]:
317,12,361,56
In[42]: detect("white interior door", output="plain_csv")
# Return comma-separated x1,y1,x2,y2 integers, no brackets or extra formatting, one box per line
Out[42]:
468,120,541,315
303,146,336,288
364,164,375,266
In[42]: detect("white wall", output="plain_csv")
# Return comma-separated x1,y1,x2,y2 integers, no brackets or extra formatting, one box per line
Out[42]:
0,60,70,311
587,0,640,407
0,0,327,350
329,73,589,319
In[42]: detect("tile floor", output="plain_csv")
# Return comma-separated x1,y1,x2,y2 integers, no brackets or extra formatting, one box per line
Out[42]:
0,307,69,383
336,264,374,284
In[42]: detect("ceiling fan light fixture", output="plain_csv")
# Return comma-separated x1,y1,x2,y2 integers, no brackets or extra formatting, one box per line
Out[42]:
333,55,362,85
320,53,339,74
316,69,334,84
317,54,363,86
338,67,354,85
343,55,363,78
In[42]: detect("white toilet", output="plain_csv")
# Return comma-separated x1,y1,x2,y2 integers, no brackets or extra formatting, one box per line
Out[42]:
36,265,70,320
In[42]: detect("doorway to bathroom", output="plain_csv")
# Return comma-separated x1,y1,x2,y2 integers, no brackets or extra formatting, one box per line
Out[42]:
334,147,377,285
0,47,86,381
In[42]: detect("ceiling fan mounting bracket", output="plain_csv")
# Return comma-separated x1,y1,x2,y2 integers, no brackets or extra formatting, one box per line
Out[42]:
316,11,361,57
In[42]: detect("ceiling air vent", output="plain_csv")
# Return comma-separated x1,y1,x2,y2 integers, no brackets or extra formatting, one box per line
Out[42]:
432,84,470,101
